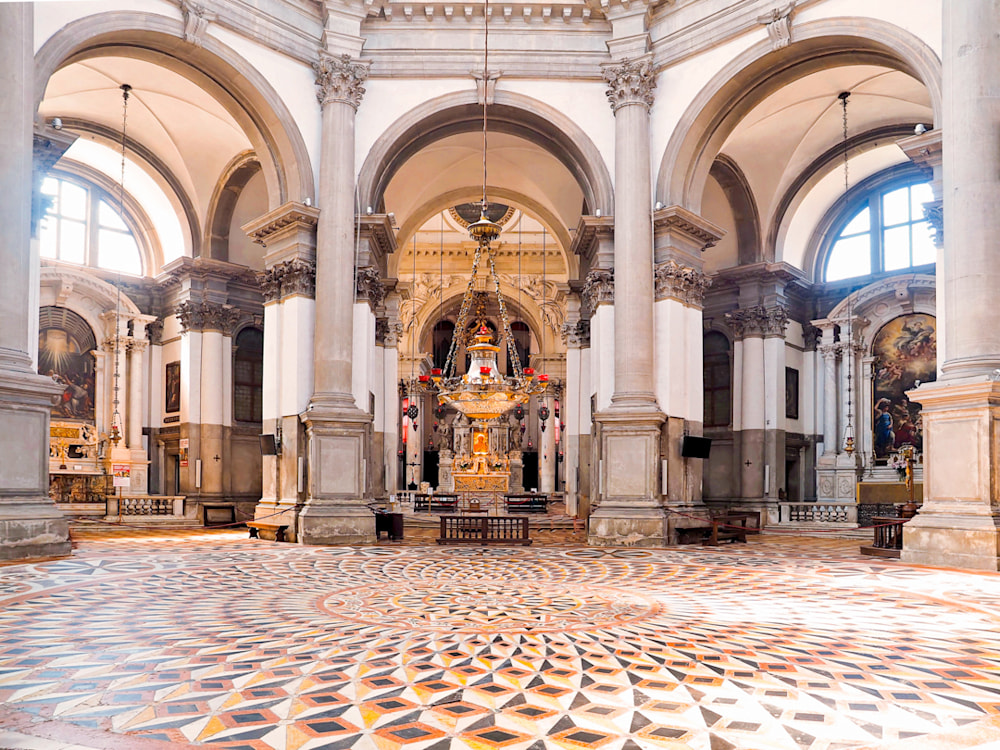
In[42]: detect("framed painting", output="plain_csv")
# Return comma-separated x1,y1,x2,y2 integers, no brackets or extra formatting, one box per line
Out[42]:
165,361,181,413
785,367,799,420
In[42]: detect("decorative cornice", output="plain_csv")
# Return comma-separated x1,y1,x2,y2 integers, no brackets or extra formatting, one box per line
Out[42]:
560,318,591,349
757,3,794,51
652,205,725,253
654,259,711,307
181,0,216,46
602,58,655,113
581,268,614,316
257,258,316,302
315,54,370,111
174,300,242,335
242,202,319,247
726,304,789,340
355,266,385,311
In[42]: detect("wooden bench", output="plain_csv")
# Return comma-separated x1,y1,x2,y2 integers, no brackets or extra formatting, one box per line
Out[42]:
413,494,459,513
860,516,907,558
685,511,761,546
437,515,532,545
504,493,548,513
246,521,289,542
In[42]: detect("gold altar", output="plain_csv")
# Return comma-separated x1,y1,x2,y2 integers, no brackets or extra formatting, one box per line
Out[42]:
452,429,510,493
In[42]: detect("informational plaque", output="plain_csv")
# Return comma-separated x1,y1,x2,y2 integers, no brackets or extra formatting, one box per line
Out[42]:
112,463,131,488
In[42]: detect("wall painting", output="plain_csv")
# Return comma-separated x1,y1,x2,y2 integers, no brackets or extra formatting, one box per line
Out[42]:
872,313,936,458
38,310,96,422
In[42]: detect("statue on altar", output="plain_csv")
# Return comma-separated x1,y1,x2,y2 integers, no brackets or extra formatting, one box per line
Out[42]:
452,426,510,491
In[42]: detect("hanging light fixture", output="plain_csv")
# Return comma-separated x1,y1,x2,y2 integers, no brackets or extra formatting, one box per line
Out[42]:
838,91,856,456
109,83,132,447
416,0,546,423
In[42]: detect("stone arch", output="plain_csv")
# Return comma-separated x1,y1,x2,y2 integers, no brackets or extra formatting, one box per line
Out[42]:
205,152,262,261
39,265,143,343
34,12,315,212
710,155,761,264
358,89,614,225
656,17,942,215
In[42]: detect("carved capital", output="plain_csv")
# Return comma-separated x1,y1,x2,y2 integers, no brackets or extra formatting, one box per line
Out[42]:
726,304,789,339
146,318,163,345
181,0,215,46
923,199,943,248
127,339,149,354
654,260,711,307
257,258,316,302
258,267,282,303
355,266,385,311
602,58,655,113
560,318,591,349
174,300,241,334
315,54,369,110
582,268,614,315
757,3,794,51
802,322,822,352
818,343,841,362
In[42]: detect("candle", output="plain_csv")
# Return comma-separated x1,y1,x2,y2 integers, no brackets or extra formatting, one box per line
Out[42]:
539,374,549,382
418,375,429,383
480,366,491,376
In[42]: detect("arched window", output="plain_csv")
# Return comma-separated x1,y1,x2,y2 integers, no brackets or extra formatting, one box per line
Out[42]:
704,332,731,428
510,321,531,375
824,178,935,282
233,328,263,423
39,176,143,276
432,320,455,371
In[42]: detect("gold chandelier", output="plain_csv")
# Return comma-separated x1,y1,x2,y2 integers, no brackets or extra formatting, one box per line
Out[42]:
413,0,547,422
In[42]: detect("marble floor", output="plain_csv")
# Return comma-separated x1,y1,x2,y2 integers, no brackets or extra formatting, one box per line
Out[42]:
2,529,1000,750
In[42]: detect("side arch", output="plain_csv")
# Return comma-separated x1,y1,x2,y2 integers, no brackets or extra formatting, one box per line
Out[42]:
358,89,614,221
656,17,942,215
34,12,315,212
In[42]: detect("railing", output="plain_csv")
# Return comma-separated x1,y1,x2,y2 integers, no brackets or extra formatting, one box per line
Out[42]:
778,502,856,525
108,495,185,517
437,515,531,545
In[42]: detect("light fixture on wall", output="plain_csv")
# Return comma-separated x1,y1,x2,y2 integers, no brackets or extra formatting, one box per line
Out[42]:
415,0,546,422
109,83,132,447
838,91,856,456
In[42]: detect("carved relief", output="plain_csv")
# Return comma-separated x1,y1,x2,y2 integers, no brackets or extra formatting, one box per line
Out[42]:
603,58,655,112
818,475,835,498
561,319,591,349
181,0,215,46
758,3,794,51
314,54,369,110
174,300,241,335
257,259,316,302
654,260,711,307
582,268,614,315
355,266,385,310
923,199,944,248
726,304,789,339
837,476,855,499
146,318,163,346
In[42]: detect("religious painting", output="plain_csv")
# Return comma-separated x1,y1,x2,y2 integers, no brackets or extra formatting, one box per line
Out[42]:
38,307,96,422
785,367,799,420
165,361,181,413
871,313,937,458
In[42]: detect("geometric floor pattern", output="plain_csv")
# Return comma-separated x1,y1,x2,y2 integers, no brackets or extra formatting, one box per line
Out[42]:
3,530,1000,749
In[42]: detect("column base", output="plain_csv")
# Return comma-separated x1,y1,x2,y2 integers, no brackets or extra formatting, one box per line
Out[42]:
816,452,861,503
0,367,70,560
299,399,374,545
899,377,1000,570
590,404,666,546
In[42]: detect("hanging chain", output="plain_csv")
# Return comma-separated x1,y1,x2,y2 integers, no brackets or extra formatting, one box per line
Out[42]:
839,91,850,194
486,242,524,381
443,241,484,378
111,84,131,444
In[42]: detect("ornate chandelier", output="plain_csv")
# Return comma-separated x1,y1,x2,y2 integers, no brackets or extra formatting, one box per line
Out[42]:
413,0,547,422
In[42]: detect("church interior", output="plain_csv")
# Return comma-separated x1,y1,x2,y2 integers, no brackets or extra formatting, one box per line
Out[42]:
2,0,1000,747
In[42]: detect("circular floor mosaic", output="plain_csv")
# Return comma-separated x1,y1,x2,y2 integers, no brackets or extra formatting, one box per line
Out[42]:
318,581,660,633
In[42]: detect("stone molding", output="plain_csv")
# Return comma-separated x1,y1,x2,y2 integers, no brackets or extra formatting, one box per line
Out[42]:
923,199,943,247
757,3,794,51
560,318,591,349
653,259,711,307
257,258,316,302
725,304,789,339
602,58,655,112
315,54,369,111
242,202,319,248
181,0,216,45
174,300,242,335
582,268,614,315
652,205,725,253
355,266,385,311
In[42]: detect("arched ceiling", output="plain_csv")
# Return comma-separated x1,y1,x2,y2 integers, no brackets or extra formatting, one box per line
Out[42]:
383,130,584,248
39,55,252,240
719,64,933,240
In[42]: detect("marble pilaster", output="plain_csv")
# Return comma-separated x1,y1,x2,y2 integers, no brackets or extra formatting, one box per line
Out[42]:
0,4,70,559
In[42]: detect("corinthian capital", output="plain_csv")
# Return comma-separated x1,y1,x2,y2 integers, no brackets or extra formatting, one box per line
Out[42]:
582,268,614,315
603,58,655,113
654,260,711,307
314,54,369,110
726,304,789,340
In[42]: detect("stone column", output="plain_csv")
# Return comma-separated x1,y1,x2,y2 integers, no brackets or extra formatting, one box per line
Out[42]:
561,309,589,517
539,394,557,494
300,54,375,545
727,307,767,501
588,57,667,546
903,0,1000,569
378,311,402,495
127,335,150,495
0,3,69,560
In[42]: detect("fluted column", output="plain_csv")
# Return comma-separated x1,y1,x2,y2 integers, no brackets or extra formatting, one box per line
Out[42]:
903,0,1000,570
604,58,657,408
128,340,147,452
0,3,69,560
819,345,839,455
312,54,369,409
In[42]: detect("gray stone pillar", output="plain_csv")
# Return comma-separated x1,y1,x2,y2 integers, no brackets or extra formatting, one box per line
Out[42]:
0,3,70,560
589,58,666,547
300,54,375,545
904,0,1000,570
727,308,767,501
